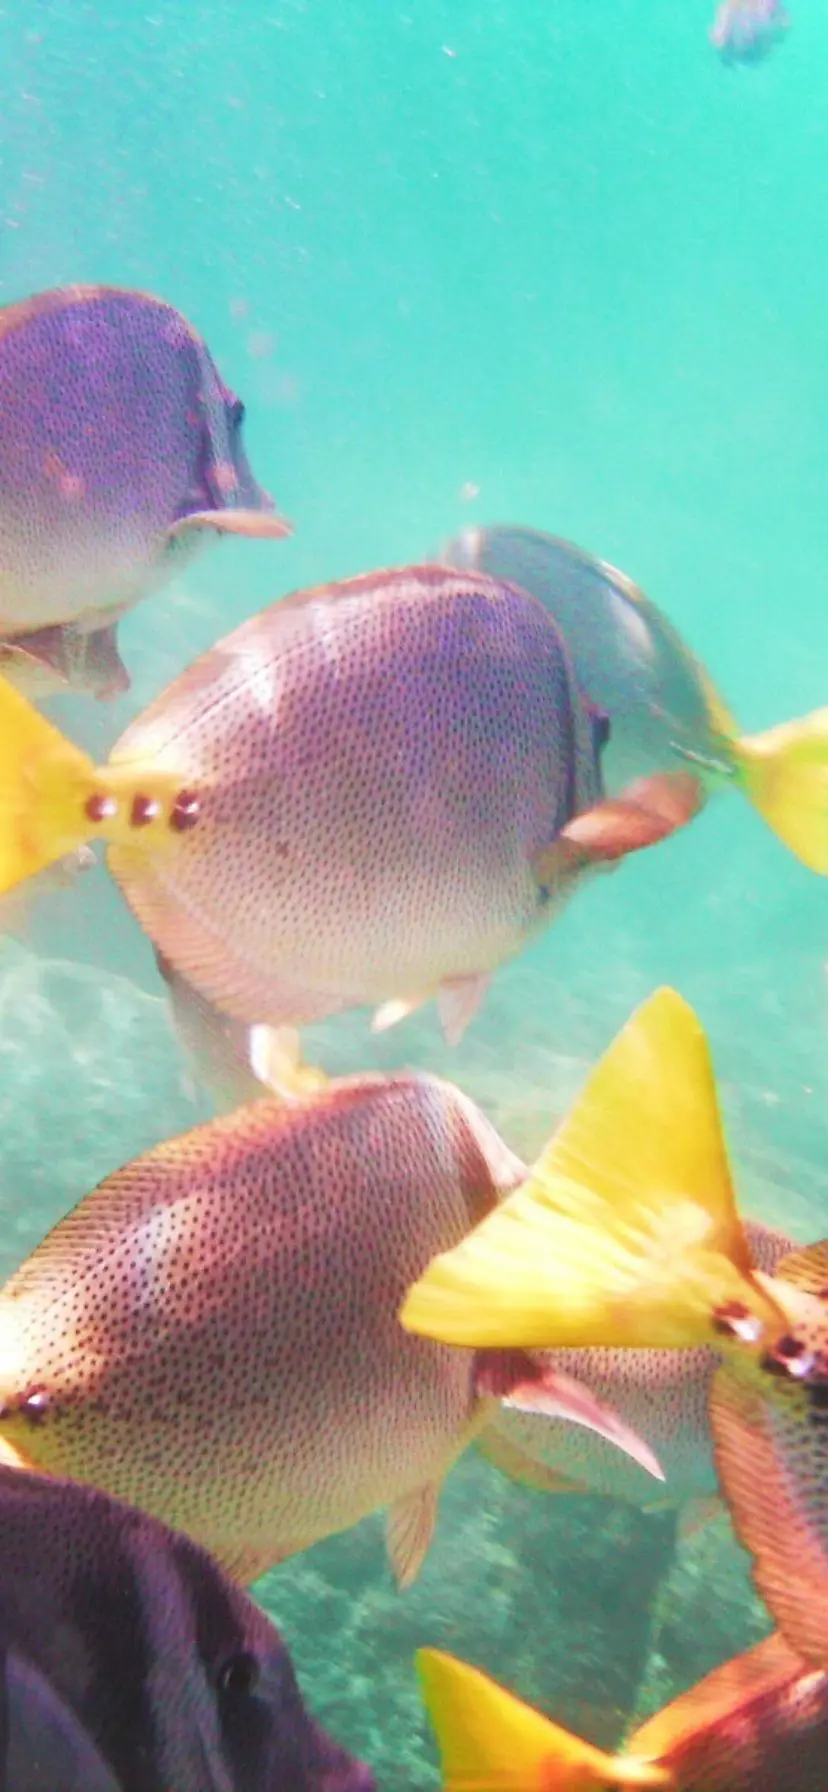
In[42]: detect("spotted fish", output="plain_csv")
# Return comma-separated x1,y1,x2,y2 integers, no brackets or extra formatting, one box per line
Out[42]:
0,285,289,698
0,1072,662,1589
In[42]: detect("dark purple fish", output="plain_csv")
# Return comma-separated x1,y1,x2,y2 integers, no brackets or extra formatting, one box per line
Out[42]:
0,285,290,699
0,1460,373,1791
711,0,790,63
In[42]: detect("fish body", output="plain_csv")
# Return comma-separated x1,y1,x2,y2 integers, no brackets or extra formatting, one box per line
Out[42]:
0,285,288,685
0,567,704,1041
710,0,790,63
482,1216,793,1512
443,525,734,794
417,1631,828,1790
443,524,828,874
0,1460,373,1791
710,1239,828,1670
0,1073,653,1586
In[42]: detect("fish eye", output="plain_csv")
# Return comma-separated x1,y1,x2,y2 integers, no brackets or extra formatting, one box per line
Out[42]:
761,1334,817,1381
217,1651,260,1697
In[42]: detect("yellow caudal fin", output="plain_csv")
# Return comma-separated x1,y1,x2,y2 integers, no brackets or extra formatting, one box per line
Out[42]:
399,989,787,1352
731,708,828,873
416,1650,671,1791
0,673,191,896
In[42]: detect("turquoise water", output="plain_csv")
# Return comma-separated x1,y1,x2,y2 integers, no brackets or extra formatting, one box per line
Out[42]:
1,1,828,1784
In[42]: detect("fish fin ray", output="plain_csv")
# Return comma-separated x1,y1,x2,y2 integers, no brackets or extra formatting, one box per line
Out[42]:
371,995,430,1034
474,1350,663,1481
386,1483,439,1587
167,508,292,542
437,974,490,1046
474,1423,587,1495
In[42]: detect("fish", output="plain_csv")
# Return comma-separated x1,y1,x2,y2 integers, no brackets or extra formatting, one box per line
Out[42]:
478,1215,794,1523
0,1460,373,1792
0,566,707,1046
709,1238,828,1670
400,987,789,1355
710,0,790,63
0,284,290,696
416,1630,828,1791
0,1072,663,1589
443,524,828,869
155,950,329,1112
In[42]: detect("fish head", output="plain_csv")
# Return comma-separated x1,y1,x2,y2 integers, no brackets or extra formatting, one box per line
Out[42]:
710,1241,828,1669
0,285,287,635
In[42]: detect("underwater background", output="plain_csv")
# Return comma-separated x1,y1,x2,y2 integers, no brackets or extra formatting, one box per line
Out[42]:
1,0,828,1783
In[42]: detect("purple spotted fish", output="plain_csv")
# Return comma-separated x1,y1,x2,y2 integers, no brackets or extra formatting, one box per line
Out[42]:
0,1461,373,1791
0,285,289,699
0,566,701,1045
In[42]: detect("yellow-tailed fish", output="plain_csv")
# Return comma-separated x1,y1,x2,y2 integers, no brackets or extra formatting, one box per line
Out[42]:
477,1217,793,1524
0,285,290,699
0,1072,663,1588
400,987,787,1353
444,524,828,872
710,1239,828,1669
417,1630,828,1791
0,568,701,1045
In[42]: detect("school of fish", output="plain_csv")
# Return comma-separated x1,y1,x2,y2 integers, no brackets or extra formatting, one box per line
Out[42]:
0,276,824,1789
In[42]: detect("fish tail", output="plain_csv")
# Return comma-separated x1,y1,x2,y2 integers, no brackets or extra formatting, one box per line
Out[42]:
0,674,190,896
415,1649,671,1790
730,707,828,872
400,988,785,1352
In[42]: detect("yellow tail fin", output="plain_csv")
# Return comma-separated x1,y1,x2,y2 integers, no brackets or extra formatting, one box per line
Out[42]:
416,1649,671,1791
733,708,828,873
399,989,787,1352
0,674,189,896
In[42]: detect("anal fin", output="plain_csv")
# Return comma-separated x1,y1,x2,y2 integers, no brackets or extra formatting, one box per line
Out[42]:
386,1483,439,1588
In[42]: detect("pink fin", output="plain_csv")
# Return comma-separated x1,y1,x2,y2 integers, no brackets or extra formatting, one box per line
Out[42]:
559,770,705,865
474,1350,664,1484
386,1483,439,1588
371,995,429,1035
437,972,490,1046
168,508,293,542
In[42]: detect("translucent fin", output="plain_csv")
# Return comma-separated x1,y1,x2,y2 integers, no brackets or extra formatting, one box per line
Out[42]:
399,988,785,1351
475,1424,588,1495
473,1350,663,1482
372,995,430,1034
386,1483,439,1588
438,973,490,1046
0,673,189,895
416,1650,670,1791
732,708,828,872
167,508,293,542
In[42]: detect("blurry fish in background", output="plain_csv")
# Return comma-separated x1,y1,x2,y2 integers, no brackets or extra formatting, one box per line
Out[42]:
710,1238,828,1670
443,525,828,871
0,567,708,1052
0,1461,373,1792
156,951,330,1111
0,1071,663,1590
0,846,96,944
0,285,290,700
710,0,790,64
479,1213,792,1529
417,1632,828,1791
401,988,789,1355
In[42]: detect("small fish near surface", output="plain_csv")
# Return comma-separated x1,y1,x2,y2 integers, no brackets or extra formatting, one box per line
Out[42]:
416,1630,828,1790
710,0,790,64
0,1071,663,1591
0,284,290,699
444,524,828,871
709,1238,828,1671
0,566,707,1048
401,987,790,1357
0,1460,374,1792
